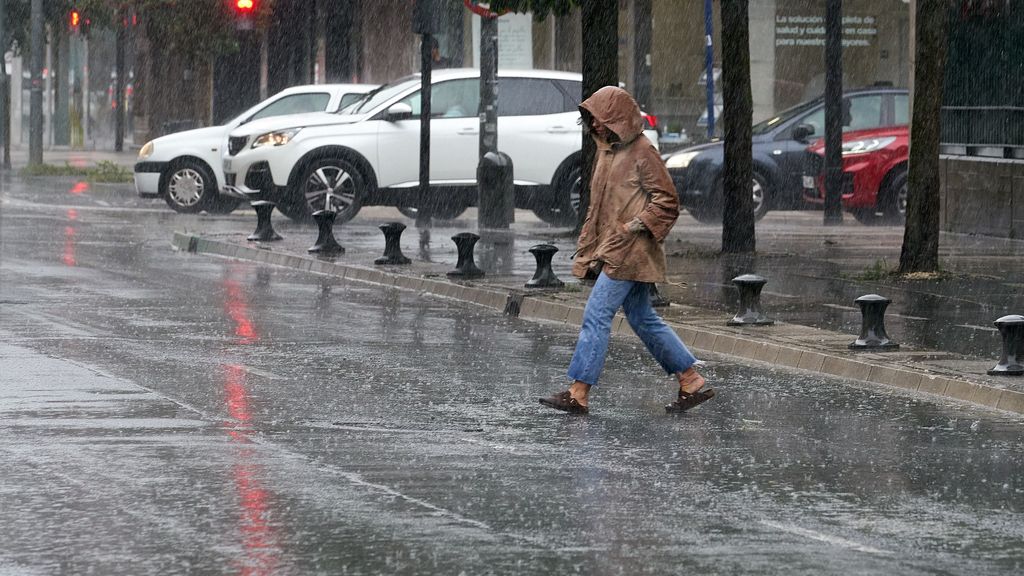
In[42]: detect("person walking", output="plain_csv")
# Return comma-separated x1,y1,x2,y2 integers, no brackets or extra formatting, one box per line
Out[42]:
539,86,714,416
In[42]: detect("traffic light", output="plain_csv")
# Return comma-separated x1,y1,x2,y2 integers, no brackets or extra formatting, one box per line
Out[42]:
69,9,81,33
232,0,256,30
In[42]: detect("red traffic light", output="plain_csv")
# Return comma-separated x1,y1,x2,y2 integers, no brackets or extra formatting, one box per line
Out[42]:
235,0,255,11
70,9,81,30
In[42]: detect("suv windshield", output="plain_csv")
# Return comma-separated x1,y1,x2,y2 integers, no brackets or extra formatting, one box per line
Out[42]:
343,75,420,114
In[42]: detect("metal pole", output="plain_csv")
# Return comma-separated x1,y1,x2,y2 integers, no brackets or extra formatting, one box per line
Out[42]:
416,32,433,228
704,0,715,138
479,16,497,158
29,0,43,165
0,0,9,169
114,7,126,152
823,0,844,224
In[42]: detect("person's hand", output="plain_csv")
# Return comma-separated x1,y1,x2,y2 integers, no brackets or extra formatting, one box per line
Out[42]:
622,218,646,234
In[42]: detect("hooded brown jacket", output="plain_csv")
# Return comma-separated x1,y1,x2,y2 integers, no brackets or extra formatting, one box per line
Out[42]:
572,86,679,283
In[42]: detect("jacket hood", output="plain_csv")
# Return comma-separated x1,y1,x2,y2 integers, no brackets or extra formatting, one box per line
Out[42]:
579,86,644,144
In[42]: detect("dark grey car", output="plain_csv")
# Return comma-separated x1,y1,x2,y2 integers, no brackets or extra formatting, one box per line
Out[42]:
663,87,908,223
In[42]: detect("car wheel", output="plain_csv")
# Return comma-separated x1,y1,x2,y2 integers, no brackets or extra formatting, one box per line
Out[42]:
879,168,908,225
163,160,215,213
281,156,365,224
689,173,770,223
750,172,771,221
396,204,468,221
534,158,582,226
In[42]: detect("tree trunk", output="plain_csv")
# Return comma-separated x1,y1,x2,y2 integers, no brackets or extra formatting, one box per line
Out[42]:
720,0,755,253
899,0,948,273
576,0,618,233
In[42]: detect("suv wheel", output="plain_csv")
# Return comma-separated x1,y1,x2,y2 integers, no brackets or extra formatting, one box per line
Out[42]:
163,160,215,213
281,156,365,224
879,168,908,224
533,158,581,226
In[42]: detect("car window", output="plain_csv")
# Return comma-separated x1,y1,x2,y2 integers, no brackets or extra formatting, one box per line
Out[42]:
499,79,568,116
553,79,583,111
894,94,909,126
398,79,480,119
249,93,330,121
846,95,885,131
790,94,887,139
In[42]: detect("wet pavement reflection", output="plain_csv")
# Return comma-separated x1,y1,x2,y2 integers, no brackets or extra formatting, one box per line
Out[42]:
1,177,1022,573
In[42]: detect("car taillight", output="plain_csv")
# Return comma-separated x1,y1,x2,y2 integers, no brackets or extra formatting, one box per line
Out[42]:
643,114,658,130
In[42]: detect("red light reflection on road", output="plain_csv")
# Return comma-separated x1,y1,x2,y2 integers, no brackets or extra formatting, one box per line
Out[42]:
222,276,258,344
62,226,77,266
69,181,90,195
222,364,280,576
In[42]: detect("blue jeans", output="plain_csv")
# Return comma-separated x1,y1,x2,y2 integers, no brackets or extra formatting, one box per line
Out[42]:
568,272,698,386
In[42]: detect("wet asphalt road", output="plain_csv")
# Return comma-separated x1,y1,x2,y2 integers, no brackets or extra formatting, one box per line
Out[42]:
1,177,1023,575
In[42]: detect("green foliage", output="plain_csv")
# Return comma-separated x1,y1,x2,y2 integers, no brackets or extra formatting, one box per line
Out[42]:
854,258,894,281
3,1,245,60
20,160,133,183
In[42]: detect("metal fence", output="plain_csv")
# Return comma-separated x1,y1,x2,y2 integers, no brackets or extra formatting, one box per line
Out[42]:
941,3,1024,157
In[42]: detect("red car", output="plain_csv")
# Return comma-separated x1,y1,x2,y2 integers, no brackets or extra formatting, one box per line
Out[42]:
802,126,909,224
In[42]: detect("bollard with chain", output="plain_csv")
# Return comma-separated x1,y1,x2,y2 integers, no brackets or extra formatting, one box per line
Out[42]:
727,274,774,326
849,294,899,350
525,244,563,288
247,200,282,242
375,222,412,265
308,209,345,255
447,232,484,278
988,314,1024,376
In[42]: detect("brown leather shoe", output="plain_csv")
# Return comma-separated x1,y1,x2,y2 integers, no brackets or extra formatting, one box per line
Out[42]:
539,390,589,415
665,387,716,413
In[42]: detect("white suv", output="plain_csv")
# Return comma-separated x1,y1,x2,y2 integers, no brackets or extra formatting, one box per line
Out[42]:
135,83,374,214
221,69,659,225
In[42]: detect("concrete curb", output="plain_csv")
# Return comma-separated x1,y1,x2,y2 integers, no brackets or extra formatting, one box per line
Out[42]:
172,232,1024,416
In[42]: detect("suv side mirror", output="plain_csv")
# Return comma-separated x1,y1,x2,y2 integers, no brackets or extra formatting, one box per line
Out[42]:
385,102,414,122
792,123,814,143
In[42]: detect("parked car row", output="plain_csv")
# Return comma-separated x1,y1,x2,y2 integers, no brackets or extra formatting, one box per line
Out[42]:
136,69,659,227
134,83,376,214
662,86,910,224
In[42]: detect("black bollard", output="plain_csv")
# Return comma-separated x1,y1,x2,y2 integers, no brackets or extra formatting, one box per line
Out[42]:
650,284,670,308
988,314,1024,376
447,232,485,279
849,294,899,350
307,209,345,255
727,274,774,326
375,222,412,265
525,244,563,288
248,200,282,242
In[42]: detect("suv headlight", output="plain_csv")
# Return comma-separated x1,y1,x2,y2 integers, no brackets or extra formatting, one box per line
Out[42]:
842,136,897,155
252,128,301,149
665,150,701,169
138,141,154,160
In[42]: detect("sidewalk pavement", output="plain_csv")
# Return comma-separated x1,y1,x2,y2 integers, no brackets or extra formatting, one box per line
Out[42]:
3,144,139,170
171,208,1024,416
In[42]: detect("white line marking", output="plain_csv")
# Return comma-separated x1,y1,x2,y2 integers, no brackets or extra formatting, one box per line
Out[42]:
760,520,892,555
